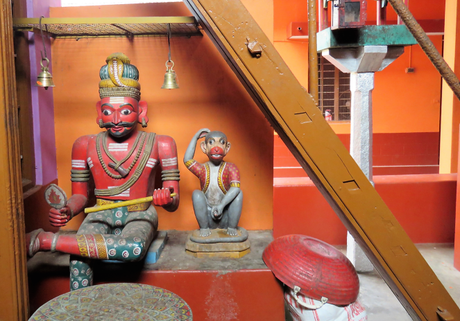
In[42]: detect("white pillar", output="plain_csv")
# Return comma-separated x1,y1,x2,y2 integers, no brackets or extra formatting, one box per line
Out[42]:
347,72,374,272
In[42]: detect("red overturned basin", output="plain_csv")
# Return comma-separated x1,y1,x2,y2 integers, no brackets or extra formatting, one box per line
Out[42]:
263,234,359,306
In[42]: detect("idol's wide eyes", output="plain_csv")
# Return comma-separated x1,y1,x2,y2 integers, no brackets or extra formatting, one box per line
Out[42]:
102,109,112,116
120,109,132,116
220,139,225,144
208,139,215,145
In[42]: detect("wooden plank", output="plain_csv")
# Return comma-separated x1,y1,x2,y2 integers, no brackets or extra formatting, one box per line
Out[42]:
183,0,460,320
0,0,29,320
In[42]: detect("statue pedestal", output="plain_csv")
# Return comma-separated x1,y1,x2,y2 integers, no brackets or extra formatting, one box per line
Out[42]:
185,229,251,258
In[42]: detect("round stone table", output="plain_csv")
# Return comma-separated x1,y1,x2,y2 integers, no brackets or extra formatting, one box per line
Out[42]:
29,283,193,320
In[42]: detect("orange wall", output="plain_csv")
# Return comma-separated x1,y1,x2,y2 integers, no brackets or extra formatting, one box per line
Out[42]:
50,3,273,232
373,37,443,133
274,0,446,40
274,132,440,177
367,0,445,22
274,174,457,245
273,0,445,134
273,0,309,88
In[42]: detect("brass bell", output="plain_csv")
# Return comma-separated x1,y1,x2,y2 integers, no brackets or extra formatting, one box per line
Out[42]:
36,58,55,90
161,60,179,90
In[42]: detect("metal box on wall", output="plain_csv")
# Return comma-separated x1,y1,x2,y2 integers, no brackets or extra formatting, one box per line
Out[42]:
331,0,367,30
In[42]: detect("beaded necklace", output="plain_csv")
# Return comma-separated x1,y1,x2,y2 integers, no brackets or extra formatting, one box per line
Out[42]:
96,131,146,179
94,132,156,197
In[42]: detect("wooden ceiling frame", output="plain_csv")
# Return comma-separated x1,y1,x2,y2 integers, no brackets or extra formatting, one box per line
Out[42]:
13,17,202,38
183,0,460,320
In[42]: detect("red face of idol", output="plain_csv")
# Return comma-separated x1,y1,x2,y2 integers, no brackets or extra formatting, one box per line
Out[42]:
97,97,140,138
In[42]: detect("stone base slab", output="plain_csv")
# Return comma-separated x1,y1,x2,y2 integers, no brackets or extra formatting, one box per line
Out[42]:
185,231,251,258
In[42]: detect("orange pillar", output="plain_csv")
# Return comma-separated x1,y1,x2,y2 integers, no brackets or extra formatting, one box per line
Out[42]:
440,0,460,173
455,127,460,270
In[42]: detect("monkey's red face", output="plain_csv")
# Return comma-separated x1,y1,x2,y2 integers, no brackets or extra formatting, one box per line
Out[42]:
201,135,230,164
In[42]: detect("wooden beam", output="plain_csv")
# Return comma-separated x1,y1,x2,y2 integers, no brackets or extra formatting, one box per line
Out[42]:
13,16,196,25
0,0,29,320
183,0,460,320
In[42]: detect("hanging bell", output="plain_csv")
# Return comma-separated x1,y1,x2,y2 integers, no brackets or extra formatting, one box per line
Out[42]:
36,58,55,90
161,60,179,90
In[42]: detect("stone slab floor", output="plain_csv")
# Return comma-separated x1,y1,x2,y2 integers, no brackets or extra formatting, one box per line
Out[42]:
351,244,460,321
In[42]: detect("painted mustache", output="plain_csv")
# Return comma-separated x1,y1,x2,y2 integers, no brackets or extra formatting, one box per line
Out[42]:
101,121,137,129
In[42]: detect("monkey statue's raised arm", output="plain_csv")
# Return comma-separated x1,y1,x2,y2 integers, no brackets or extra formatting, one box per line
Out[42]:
183,128,210,164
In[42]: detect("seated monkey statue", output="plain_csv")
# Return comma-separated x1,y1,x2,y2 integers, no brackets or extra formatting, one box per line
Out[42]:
184,128,246,242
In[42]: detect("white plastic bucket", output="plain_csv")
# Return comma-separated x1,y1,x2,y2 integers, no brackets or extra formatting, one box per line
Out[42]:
285,287,367,321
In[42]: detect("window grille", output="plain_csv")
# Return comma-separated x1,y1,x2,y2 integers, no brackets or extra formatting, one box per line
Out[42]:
318,55,351,121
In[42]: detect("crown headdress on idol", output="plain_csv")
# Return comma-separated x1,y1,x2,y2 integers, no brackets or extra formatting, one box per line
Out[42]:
99,52,141,101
